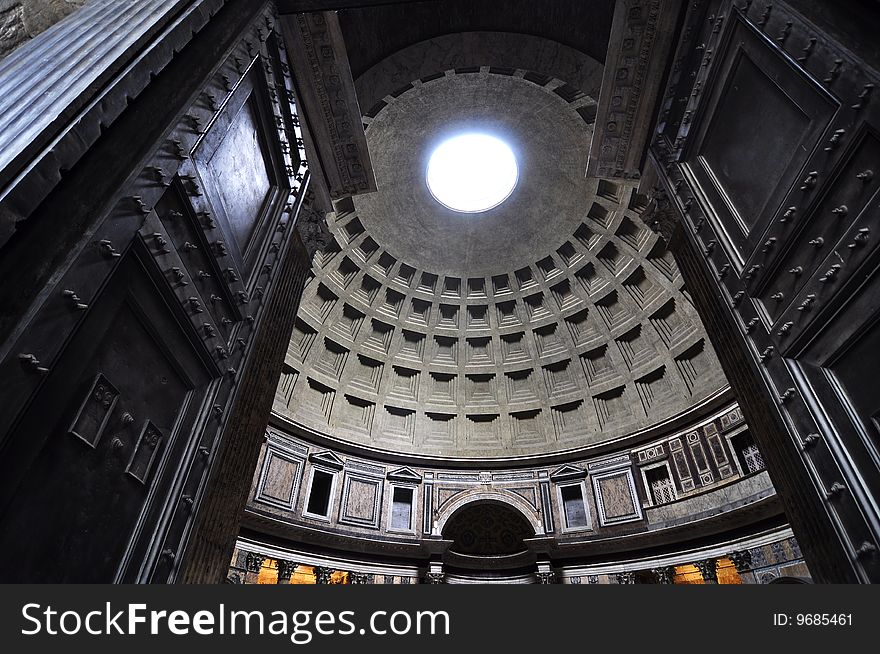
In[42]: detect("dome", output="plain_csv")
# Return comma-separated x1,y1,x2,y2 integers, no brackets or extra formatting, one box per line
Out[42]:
275,71,727,461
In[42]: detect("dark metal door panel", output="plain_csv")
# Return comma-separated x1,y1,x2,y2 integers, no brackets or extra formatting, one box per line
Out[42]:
787,290,880,581
685,12,836,265
790,251,880,499
648,0,880,581
153,186,241,343
0,0,309,584
0,254,210,582
189,64,290,280
206,96,274,253
754,129,880,326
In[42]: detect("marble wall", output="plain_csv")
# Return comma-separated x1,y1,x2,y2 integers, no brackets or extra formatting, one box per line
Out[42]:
241,401,786,575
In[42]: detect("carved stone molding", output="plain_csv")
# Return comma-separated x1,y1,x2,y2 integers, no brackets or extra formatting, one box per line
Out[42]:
694,557,718,584
636,156,681,243
534,571,555,584
616,571,637,584
641,186,680,243
281,11,376,199
729,549,753,574
349,571,372,584
587,0,684,179
423,572,445,584
651,566,675,584
277,559,298,582
296,194,333,260
244,552,266,573
313,565,333,584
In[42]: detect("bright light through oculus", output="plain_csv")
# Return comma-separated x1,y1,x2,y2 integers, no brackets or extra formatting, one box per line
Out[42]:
426,133,518,213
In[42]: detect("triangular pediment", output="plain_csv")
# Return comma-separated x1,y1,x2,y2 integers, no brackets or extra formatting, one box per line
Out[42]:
549,464,587,481
387,466,422,483
309,450,344,471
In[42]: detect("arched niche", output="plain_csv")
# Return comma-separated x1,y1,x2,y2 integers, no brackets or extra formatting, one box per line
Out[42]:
439,497,539,556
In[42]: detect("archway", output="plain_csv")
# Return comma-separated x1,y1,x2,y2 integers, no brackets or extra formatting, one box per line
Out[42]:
442,500,535,556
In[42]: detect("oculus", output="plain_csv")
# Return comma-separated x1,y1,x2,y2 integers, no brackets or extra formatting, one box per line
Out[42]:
426,133,518,213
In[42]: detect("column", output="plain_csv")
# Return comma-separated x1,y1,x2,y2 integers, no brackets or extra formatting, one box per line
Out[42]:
535,560,556,584
616,571,636,584
243,552,265,585
313,565,333,585
694,558,718,584
277,559,297,584
423,561,445,584
651,566,675,584
729,550,755,584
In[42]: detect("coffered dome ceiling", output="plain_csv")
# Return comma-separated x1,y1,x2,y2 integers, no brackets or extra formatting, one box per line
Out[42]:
276,69,728,462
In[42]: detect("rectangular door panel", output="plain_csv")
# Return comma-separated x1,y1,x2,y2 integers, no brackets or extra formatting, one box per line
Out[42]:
755,130,880,325
700,53,811,231
0,254,211,582
784,247,880,581
685,13,836,264
190,64,289,280
207,95,274,254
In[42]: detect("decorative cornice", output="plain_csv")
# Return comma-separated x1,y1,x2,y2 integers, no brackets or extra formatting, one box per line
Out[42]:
281,11,376,200
587,453,632,472
549,464,588,482
309,449,345,471
587,0,684,179
387,466,423,484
